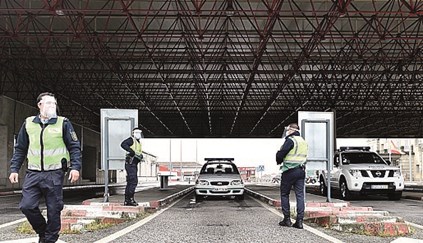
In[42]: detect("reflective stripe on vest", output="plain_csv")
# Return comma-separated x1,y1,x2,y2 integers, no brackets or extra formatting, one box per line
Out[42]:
280,136,308,172
129,137,142,156
26,116,70,171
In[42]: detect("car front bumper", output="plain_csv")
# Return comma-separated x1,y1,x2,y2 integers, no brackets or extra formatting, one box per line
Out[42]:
195,186,244,196
344,174,405,193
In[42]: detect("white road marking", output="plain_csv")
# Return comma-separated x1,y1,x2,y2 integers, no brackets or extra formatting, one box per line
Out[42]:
251,197,344,243
93,193,190,243
0,218,27,229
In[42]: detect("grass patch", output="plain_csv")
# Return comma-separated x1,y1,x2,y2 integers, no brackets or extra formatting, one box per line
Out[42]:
16,221,35,234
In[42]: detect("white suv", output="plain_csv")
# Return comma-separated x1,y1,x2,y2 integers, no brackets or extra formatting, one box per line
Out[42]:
319,146,404,200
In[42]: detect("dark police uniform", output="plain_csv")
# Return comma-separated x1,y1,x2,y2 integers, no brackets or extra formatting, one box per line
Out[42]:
276,130,308,228
120,137,143,206
10,115,81,243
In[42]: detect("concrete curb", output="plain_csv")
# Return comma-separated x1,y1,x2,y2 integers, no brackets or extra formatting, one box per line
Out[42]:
244,188,279,207
246,187,413,237
157,186,194,207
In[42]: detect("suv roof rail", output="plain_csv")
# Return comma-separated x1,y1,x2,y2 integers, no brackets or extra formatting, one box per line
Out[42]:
339,146,371,152
204,158,234,162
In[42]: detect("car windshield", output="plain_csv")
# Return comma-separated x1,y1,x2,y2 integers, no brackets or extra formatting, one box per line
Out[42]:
341,152,387,165
200,163,240,174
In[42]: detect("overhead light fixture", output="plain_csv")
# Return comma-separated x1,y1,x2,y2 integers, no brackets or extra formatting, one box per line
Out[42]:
55,9,65,16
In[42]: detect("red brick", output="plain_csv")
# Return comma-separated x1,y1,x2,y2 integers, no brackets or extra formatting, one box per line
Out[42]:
61,218,78,224
364,222,382,235
340,207,372,212
395,223,410,235
382,222,397,236
81,200,92,205
101,206,114,211
60,222,70,232
149,201,160,208
69,210,87,217
111,205,143,213
306,202,321,207
100,217,126,224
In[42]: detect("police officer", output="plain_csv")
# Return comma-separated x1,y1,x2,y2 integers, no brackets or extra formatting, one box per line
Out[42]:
120,128,143,206
9,92,81,243
276,123,308,229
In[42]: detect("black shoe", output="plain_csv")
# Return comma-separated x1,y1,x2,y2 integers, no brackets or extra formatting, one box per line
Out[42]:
124,198,138,206
293,220,303,229
278,217,292,227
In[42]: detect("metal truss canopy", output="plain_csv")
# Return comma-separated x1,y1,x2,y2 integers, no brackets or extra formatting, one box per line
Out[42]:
1,0,423,138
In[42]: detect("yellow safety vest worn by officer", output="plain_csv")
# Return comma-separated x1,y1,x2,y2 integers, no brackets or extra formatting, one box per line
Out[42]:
25,116,70,171
129,137,142,156
280,136,308,173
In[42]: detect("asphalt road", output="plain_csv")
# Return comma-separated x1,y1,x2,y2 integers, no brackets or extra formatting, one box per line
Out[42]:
109,193,333,243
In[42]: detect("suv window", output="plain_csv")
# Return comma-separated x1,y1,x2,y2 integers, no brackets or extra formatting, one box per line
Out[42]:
341,152,386,165
200,163,240,174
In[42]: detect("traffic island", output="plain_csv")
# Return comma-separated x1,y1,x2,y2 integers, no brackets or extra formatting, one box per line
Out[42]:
59,202,153,233
303,202,413,237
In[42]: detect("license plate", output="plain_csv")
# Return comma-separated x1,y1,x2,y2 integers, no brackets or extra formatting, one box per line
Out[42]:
213,187,228,192
371,185,388,189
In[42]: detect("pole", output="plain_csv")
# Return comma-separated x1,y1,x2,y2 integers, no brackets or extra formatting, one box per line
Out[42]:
409,146,412,182
180,139,183,181
169,139,172,175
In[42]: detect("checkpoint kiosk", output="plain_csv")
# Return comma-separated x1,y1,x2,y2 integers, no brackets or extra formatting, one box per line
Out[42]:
101,109,138,202
298,111,335,202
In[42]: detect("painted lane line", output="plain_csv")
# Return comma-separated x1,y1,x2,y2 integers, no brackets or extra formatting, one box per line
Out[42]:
94,193,190,243
251,197,344,243
0,218,27,229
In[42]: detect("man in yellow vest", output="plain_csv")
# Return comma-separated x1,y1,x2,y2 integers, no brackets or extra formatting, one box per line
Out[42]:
276,123,308,229
9,92,81,243
120,128,143,206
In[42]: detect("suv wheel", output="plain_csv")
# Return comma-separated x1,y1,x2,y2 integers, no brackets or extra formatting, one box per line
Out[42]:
319,177,327,196
339,179,351,200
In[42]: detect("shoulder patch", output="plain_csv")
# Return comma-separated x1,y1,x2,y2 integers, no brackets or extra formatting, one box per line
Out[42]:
70,131,78,141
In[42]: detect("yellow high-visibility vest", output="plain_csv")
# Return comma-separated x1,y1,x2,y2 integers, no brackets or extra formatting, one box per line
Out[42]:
280,136,308,172
25,116,70,171
129,137,142,156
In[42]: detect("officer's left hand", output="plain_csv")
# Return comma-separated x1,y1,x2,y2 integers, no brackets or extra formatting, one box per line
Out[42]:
68,170,80,183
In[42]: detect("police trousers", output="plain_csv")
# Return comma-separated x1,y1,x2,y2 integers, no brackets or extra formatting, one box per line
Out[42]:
20,170,64,243
280,166,306,220
125,163,138,198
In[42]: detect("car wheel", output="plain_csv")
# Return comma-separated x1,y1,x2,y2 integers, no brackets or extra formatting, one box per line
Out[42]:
339,179,351,200
388,192,402,200
195,194,203,202
236,194,244,201
319,177,327,196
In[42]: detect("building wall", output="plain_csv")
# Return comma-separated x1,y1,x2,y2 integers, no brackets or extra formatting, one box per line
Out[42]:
369,138,423,181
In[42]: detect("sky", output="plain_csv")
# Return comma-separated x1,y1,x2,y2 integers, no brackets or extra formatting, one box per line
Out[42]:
142,138,369,175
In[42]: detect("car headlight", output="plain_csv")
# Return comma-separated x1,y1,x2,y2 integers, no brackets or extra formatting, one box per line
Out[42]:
393,170,401,177
231,179,243,185
349,169,361,177
196,179,209,185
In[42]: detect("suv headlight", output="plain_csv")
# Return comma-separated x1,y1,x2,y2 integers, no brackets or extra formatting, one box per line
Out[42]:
196,179,209,185
393,170,401,177
230,179,243,185
349,169,361,177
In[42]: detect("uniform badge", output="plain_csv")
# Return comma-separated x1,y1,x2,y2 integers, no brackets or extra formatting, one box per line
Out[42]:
71,131,79,141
